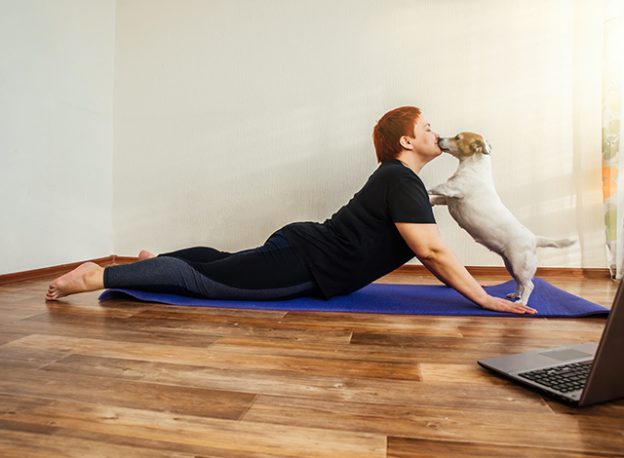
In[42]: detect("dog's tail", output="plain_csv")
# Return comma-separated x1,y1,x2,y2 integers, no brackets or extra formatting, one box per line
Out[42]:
535,236,577,249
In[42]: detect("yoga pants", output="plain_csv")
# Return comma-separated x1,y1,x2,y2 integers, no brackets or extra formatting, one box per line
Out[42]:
103,230,321,300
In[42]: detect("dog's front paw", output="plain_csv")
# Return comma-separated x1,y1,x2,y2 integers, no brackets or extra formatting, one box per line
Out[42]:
428,186,448,196
428,185,463,199
429,195,448,206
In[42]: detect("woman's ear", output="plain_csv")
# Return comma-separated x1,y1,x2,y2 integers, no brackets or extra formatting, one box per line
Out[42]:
399,135,413,150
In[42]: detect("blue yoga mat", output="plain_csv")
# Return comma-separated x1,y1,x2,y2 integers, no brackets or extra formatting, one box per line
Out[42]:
98,277,609,317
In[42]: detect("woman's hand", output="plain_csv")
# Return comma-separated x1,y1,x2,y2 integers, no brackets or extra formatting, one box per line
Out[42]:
478,295,538,315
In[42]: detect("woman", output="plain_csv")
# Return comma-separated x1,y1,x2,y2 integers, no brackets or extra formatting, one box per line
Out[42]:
46,106,537,315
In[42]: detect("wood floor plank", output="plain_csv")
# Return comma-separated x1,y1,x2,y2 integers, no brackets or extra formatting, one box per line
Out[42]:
122,304,289,319
209,335,427,365
0,393,55,415
244,395,624,454
544,397,624,419
386,436,620,458
418,362,498,384
0,344,74,369
24,310,354,344
42,354,549,412
5,333,418,380
131,308,357,343
0,298,52,321
42,301,149,319
1,398,386,458
1,333,235,366
279,311,466,336
0,331,29,346
3,315,223,348
348,334,567,365
0,366,255,420
0,424,194,458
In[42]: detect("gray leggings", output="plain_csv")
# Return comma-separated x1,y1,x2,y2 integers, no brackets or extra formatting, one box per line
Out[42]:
103,230,321,300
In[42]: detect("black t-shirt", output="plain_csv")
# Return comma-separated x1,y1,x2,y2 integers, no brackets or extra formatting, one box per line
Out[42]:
281,159,436,298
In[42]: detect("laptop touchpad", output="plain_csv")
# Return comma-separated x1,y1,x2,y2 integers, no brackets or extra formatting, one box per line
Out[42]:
540,349,592,361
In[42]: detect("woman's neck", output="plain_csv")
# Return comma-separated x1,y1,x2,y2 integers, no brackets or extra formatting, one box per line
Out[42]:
395,152,426,174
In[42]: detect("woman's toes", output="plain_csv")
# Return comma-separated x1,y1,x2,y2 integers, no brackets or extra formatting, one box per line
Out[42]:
138,250,155,260
46,284,58,300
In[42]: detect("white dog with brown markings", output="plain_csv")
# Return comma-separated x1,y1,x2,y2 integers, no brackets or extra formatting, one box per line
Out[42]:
429,132,576,305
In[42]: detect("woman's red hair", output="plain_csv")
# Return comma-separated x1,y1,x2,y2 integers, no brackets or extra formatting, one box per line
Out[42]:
373,106,421,163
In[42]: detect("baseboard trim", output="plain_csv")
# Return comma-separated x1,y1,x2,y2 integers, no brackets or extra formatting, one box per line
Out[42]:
112,256,140,264
0,256,611,286
396,264,611,279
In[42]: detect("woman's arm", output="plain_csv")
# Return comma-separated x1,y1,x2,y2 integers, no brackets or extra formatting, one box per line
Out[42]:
395,222,537,315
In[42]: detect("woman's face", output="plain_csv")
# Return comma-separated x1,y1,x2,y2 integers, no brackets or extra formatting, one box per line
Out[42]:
401,116,442,159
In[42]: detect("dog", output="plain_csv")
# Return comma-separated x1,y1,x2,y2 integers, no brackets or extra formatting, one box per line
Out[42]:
428,131,576,304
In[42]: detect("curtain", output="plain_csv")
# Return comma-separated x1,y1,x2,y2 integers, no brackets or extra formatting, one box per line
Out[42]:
602,10,624,279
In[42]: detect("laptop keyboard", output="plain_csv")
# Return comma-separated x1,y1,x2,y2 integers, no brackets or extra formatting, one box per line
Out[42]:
518,361,592,393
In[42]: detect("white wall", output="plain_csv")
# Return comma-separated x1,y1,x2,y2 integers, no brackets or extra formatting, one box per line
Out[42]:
113,0,606,268
1,0,606,274
0,0,116,274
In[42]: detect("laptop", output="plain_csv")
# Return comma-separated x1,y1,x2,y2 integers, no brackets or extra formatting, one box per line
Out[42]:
478,280,624,406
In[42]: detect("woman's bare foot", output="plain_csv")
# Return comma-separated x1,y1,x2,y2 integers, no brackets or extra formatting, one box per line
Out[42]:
46,262,104,301
138,249,155,261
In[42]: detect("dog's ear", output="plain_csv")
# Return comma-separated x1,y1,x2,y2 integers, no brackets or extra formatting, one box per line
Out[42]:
484,140,492,155
470,140,487,155
469,139,491,155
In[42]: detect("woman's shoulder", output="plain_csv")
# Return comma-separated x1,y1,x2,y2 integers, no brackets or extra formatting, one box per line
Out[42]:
372,161,424,187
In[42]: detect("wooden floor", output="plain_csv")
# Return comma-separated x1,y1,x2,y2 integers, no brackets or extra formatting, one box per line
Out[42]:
0,269,623,457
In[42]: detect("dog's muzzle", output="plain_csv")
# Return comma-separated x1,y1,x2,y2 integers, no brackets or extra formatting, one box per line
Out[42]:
438,138,451,152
